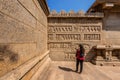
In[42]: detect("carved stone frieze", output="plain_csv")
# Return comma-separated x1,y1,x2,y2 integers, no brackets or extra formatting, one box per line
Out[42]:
56,34,81,41
48,11,103,61
64,52,75,61
48,26,72,33
84,34,101,40
48,18,102,24
48,43,71,49
48,25,101,33
73,25,101,32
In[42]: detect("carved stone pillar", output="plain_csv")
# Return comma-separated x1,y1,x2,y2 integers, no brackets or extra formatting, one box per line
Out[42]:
105,50,113,61
109,50,112,61
105,50,109,61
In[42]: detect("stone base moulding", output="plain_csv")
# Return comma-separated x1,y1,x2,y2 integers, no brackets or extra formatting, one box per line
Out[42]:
0,51,50,80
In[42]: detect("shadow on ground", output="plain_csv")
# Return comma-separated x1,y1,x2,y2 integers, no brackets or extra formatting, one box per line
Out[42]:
58,66,75,72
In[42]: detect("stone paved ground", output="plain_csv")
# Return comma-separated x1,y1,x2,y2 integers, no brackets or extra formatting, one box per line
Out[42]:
39,61,120,80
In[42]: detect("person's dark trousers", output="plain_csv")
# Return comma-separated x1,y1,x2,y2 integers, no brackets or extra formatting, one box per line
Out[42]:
76,59,83,73
80,60,83,73
76,59,79,72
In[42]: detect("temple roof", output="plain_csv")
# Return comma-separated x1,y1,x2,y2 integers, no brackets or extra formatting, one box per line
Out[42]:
87,0,120,12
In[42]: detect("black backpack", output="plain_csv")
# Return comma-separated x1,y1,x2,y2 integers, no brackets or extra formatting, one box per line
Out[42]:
80,53,84,57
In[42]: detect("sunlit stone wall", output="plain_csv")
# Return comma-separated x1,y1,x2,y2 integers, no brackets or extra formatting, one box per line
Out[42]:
48,11,103,61
0,0,48,78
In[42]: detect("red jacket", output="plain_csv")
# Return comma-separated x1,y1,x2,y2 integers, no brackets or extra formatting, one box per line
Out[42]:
76,49,85,60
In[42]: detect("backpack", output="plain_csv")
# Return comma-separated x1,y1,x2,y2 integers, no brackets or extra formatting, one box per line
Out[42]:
80,52,84,57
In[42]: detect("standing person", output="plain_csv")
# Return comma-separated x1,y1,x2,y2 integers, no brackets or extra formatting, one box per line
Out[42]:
75,44,85,73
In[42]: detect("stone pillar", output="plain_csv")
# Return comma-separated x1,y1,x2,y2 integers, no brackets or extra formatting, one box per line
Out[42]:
109,50,112,61
105,49,113,61
105,50,109,61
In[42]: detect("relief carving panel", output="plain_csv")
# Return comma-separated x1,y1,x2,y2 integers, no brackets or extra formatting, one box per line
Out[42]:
48,43,71,49
56,34,81,41
74,25,101,32
84,34,101,40
48,18,102,24
48,14,103,61
64,52,75,61
48,26,72,33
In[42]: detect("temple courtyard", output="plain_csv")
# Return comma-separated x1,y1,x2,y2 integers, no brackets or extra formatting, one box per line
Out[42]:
1,0,120,79
38,61,120,80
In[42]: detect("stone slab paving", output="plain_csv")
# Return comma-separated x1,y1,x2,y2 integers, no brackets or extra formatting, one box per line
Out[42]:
39,61,120,80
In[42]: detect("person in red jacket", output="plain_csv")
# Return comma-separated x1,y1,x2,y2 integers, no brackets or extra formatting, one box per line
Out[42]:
75,44,85,73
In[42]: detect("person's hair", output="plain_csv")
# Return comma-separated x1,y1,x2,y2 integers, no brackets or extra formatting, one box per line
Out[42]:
79,44,85,54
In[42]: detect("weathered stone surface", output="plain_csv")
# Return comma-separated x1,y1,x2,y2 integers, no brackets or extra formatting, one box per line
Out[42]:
0,43,37,76
18,0,47,25
0,51,50,80
30,57,51,80
0,12,36,43
0,0,36,29
48,13,103,61
105,12,120,44
87,0,120,64
0,0,48,78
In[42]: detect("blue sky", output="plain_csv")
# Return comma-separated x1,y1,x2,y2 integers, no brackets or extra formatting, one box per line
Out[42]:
47,0,95,12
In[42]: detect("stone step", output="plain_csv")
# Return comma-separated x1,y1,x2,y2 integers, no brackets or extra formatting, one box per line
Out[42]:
96,61,120,66
96,56,105,61
112,57,119,61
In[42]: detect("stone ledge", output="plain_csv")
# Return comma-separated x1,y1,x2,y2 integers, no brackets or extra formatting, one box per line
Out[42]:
96,61,120,66
30,57,51,80
0,50,50,80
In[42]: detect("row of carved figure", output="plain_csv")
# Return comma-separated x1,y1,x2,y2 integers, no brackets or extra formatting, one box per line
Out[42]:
48,34,101,41
48,19,102,23
48,26,101,32
50,10,85,14
48,43,90,49
49,10,104,17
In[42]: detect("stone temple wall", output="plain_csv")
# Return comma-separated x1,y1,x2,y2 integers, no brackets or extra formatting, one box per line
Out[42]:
0,0,50,80
104,7,120,45
48,11,104,61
